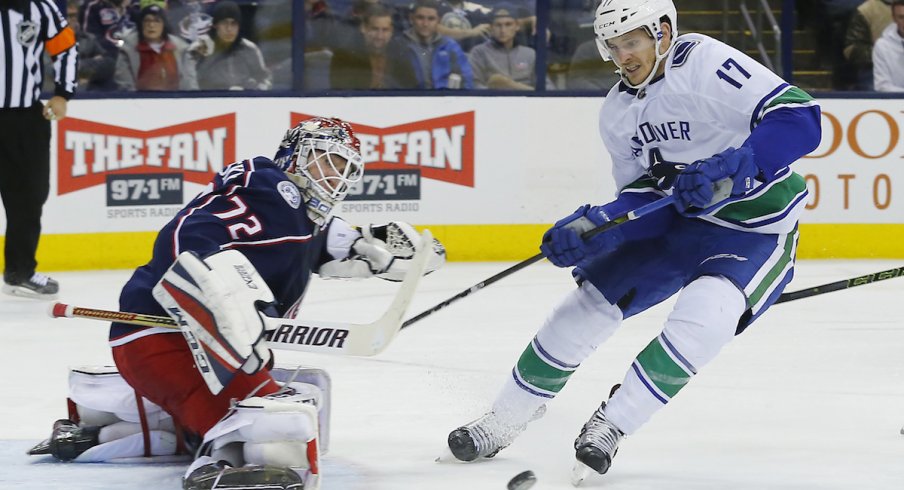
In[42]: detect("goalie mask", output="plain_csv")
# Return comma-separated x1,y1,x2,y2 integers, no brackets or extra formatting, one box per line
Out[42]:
593,0,678,91
274,117,364,226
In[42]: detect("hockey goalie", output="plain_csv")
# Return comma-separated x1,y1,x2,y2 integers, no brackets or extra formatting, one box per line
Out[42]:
27,117,445,489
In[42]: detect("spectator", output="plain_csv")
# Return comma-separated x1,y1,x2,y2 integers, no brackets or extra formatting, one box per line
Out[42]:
305,0,343,90
566,38,620,90
171,0,215,44
468,3,552,90
873,0,904,91
809,0,862,89
344,0,407,31
306,0,340,50
253,0,293,88
114,4,198,90
81,0,136,55
331,3,418,89
67,0,117,91
402,0,473,89
194,1,271,90
339,0,411,50
437,0,491,51
844,0,893,90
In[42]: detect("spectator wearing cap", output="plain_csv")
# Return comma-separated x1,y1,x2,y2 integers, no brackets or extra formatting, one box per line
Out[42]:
193,1,271,90
114,4,198,90
401,0,473,89
467,3,553,90
872,0,904,91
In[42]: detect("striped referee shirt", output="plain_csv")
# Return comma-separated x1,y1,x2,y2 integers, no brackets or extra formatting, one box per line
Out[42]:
0,0,77,108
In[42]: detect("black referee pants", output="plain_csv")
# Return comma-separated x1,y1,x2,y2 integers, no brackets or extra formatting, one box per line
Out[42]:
0,104,50,283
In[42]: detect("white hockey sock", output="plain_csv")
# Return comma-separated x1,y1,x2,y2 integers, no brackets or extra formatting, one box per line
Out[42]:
606,275,745,434
491,377,548,426
509,282,623,401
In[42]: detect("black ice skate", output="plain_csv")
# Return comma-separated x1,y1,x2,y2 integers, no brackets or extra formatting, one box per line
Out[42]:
446,406,546,462
183,461,305,490
2,272,59,299
571,402,624,486
27,419,101,461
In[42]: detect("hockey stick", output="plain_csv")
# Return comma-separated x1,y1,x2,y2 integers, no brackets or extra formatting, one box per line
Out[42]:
400,196,677,329
775,265,904,304
49,230,434,357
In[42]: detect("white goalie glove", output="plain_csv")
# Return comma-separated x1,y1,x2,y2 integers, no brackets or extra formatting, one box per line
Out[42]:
152,250,275,395
319,220,446,282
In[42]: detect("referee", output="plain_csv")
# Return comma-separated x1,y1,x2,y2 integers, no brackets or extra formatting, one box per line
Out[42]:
0,0,77,298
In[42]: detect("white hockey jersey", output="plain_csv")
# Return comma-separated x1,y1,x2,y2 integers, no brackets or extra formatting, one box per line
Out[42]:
599,33,818,234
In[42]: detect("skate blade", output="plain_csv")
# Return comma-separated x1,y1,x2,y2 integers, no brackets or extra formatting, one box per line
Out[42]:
435,446,456,463
27,438,52,455
2,284,58,300
570,460,592,487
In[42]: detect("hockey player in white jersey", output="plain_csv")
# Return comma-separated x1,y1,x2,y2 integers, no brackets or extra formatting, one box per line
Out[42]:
446,0,822,484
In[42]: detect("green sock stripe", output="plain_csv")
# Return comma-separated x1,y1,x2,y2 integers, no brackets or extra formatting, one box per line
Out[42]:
515,342,575,395
635,337,693,398
748,231,795,308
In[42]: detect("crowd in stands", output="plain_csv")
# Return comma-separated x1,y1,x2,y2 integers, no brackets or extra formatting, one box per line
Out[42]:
67,0,271,91
802,0,904,91
57,0,904,94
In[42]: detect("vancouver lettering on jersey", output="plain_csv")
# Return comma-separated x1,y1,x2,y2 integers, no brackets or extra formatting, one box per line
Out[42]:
636,120,692,145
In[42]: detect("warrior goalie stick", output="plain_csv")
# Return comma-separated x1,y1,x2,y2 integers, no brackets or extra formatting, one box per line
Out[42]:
50,230,434,357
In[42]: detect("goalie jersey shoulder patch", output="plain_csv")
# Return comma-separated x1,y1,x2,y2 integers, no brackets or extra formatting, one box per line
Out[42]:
278,181,302,209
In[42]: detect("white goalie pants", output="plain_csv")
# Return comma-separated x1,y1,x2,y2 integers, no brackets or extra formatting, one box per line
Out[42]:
65,366,184,462
494,274,745,435
61,365,331,464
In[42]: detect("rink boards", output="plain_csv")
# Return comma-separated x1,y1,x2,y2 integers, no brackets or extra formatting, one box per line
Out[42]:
0,96,901,270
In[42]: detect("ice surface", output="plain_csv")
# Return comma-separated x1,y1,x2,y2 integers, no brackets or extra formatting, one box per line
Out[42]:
1,260,902,489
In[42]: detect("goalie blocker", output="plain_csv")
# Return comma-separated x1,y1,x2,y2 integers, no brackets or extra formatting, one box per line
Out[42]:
153,249,276,396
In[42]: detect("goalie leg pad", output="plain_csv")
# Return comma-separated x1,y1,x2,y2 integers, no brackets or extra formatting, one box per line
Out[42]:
28,366,183,462
152,250,276,395
272,367,331,454
183,458,306,490
189,390,320,488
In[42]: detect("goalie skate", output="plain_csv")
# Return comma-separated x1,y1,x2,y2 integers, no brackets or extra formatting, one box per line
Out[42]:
183,461,305,490
571,402,624,486
27,419,100,461
446,406,546,462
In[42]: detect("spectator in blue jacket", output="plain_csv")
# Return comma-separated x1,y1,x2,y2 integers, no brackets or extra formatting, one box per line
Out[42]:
402,0,473,89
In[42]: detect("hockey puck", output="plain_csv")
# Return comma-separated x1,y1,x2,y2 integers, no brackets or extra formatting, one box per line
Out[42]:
507,470,537,490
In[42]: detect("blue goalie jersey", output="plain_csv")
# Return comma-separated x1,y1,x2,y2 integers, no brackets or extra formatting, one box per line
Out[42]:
110,157,329,346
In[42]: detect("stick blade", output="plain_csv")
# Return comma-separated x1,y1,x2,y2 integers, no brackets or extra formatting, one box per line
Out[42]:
346,229,433,356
